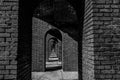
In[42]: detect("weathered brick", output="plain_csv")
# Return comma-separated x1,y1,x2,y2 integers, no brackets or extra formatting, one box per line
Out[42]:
4,0,18,1
0,33,10,37
0,75,3,79
3,2,18,6
101,70,115,74
0,0,18,79
111,5,120,8
0,24,7,27
0,5,11,10
0,47,4,51
0,42,9,46
103,13,110,17
11,33,18,38
12,5,18,10
105,0,112,3
6,19,18,24
113,9,119,12
93,0,106,3
93,21,103,25
0,66,4,69
84,0,120,80
0,61,9,64
10,14,18,19
113,74,120,78
0,38,4,42
0,70,9,74
6,28,17,33
6,65,17,69
6,56,16,60
0,28,5,32
104,5,110,8
10,60,17,65
100,9,112,12
4,75,16,79
113,0,120,4
10,70,16,74
93,13,103,17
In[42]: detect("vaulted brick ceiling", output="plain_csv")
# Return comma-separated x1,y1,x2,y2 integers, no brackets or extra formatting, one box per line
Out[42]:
34,0,77,23
33,0,84,41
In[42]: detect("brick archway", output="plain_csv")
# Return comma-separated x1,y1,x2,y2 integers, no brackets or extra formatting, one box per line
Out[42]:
45,29,62,71
32,0,83,80
18,0,84,79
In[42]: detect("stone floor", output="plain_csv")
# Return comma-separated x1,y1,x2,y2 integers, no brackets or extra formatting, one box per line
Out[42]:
32,69,78,80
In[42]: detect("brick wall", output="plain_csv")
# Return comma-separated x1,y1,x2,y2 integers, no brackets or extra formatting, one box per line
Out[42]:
93,0,120,79
83,0,120,80
32,17,78,72
83,0,94,80
0,0,18,80
32,17,51,72
63,33,78,71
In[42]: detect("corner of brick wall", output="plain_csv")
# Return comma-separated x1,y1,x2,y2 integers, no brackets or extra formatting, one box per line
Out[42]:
83,0,94,80
0,0,18,79
32,17,51,72
91,0,120,79
93,0,120,79
63,33,78,71
83,0,120,80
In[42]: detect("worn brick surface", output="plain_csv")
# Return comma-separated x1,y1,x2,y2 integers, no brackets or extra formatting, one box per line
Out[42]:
84,0,120,80
0,0,18,79
93,0,120,79
32,17,78,72
83,0,94,80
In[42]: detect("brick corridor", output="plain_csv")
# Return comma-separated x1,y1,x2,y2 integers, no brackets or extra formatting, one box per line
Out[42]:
32,70,78,80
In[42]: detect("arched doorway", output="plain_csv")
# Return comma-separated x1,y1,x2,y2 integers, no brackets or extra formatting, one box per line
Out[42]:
45,29,62,71
32,0,84,80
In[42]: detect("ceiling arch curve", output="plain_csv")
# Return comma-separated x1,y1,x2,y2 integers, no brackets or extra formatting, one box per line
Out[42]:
45,29,62,41
33,0,85,41
33,0,78,24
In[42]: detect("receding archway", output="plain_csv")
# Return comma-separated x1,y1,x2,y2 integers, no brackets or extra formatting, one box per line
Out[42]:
32,0,85,80
45,29,62,71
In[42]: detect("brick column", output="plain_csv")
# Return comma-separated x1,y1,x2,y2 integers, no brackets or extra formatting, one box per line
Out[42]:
83,0,94,80
93,0,120,79
83,0,120,80
0,0,18,79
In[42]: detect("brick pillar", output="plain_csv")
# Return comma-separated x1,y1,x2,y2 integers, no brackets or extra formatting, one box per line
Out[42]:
83,0,120,80
83,0,94,80
0,0,18,80
93,0,120,79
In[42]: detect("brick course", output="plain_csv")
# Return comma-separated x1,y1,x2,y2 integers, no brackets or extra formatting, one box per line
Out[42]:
0,0,18,79
83,0,120,80
83,0,94,80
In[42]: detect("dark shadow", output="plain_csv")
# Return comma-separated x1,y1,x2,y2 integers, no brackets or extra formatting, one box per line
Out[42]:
45,66,62,72
17,0,32,80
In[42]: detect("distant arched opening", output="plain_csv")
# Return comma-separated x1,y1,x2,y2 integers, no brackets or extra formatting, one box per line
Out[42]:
45,29,62,71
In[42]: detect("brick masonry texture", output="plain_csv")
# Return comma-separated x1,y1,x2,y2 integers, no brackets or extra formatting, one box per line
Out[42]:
32,17,50,71
63,32,78,71
83,0,120,80
83,0,94,80
32,17,78,72
1,0,120,79
0,0,18,80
